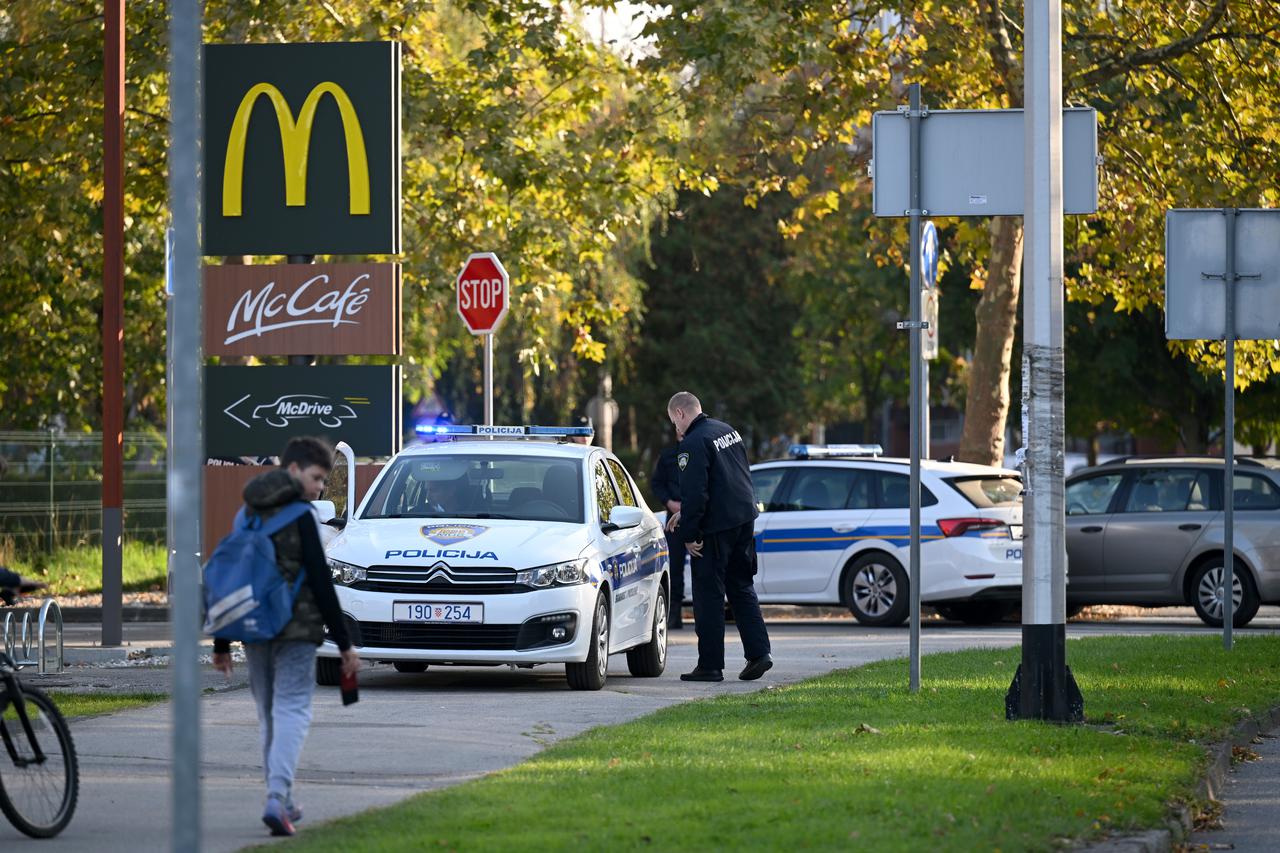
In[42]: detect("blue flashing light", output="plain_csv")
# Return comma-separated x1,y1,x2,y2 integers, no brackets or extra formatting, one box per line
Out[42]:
789,443,884,459
413,424,594,439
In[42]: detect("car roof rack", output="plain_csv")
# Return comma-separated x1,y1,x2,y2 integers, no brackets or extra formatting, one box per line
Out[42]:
414,424,593,443
789,444,884,460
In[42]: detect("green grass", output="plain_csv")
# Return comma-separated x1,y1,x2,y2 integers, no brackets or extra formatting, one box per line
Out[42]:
47,691,167,719
276,635,1280,852
5,541,167,596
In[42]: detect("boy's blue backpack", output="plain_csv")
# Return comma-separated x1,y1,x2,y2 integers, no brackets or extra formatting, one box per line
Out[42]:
202,502,314,642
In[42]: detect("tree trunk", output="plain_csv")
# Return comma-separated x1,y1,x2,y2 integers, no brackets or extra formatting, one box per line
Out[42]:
958,216,1024,466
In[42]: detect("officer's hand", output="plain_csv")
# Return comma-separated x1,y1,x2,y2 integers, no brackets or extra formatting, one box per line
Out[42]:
666,500,681,515
340,648,361,677
212,652,234,678
687,540,704,558
664,511,681,533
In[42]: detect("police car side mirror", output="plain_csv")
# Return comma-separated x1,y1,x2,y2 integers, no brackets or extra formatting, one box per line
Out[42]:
313,500,345,529
602,505,644,533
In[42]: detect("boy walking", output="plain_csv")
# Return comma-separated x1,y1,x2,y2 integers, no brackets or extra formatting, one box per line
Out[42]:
211,436,359,836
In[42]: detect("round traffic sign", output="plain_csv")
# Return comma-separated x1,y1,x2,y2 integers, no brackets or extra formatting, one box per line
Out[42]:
921,220,939,290
456,252,509,335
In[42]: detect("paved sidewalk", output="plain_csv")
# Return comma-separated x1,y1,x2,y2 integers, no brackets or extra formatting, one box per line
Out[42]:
0,621,1030,851
1189,728,1280,853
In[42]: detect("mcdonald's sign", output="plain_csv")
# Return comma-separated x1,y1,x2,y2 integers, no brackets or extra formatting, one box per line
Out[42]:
204,42,400,256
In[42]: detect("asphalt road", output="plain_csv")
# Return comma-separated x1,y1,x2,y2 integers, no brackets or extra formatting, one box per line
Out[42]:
6,609,1280,851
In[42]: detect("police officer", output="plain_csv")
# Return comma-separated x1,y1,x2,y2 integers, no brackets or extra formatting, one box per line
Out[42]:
650,442,686,629
665,391,772,682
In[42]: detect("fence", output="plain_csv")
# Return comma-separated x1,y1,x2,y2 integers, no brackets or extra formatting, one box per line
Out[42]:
0,430,166,555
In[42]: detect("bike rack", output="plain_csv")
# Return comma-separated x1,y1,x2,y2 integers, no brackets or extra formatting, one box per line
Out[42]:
2,598,64,673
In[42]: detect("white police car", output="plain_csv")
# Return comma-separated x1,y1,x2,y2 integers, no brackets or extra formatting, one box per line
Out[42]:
670,445,1024,625
751,445,1023,625
317,425,671,690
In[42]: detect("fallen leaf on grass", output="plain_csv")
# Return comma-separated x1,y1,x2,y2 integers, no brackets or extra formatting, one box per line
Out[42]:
854,723,882,735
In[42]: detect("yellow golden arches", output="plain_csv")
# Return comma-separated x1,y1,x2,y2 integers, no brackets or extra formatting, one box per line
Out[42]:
222,82,370,217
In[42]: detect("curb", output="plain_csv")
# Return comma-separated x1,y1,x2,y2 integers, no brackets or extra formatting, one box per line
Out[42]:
1080,704,1280,851
58,606,170,623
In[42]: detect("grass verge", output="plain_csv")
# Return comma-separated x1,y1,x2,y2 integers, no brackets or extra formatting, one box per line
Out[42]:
6,541,167,596
278,635,1280,852
42,691,166,719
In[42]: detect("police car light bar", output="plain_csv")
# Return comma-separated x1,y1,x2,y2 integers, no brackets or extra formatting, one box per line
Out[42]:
415,424,594,439
789,444,884,459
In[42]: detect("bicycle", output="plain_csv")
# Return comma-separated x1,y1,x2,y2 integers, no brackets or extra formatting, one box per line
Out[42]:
0,642,79,838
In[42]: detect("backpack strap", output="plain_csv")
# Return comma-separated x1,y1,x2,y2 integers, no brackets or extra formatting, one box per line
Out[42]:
257,501,314,537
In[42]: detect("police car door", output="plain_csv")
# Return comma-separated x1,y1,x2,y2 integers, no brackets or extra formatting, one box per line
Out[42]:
760,466,874,596
593,457,646,646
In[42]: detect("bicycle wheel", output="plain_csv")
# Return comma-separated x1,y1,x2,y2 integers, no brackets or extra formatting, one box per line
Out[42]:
0,684,79,838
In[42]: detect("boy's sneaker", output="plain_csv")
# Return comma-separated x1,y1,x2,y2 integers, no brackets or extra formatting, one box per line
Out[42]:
262,796,296,836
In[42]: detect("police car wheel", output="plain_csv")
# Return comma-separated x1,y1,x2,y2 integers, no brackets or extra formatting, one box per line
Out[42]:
843,552,909,627
627,586,668,677
566,594,610,690
316,656,342,686
393,662,429,673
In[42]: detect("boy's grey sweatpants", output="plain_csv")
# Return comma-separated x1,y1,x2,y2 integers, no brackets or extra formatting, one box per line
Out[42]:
244,639,317,801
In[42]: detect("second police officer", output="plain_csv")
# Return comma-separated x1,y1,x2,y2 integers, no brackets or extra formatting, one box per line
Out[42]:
650,441,686,629
665,391,772,682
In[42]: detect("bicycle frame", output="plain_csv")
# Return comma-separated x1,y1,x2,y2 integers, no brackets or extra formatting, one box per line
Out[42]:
0,651,47,768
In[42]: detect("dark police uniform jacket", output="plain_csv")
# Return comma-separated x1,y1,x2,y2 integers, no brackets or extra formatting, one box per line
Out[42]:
651,444,682,510
676,413,756,544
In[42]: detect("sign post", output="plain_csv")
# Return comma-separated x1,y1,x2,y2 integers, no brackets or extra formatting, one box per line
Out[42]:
456,253,510,425
1165,207,1279,649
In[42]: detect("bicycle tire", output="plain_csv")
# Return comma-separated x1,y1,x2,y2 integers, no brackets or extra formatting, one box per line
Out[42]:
0,684,79,838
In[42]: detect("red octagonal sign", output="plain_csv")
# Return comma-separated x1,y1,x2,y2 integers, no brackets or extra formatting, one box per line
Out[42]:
456,252,509,335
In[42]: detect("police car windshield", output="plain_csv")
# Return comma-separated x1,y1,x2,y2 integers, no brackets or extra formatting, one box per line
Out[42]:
362,454,585,524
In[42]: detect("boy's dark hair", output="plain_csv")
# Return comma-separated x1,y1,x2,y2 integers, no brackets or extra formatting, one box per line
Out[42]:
281,436,334,472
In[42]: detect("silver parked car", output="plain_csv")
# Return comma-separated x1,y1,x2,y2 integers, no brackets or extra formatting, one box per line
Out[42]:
1065,457,1280,626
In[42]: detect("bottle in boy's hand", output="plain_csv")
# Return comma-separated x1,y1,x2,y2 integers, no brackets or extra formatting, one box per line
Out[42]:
340,669,359,705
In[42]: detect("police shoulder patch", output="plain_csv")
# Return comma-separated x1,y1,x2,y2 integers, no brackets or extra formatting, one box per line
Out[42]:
677,452,689,471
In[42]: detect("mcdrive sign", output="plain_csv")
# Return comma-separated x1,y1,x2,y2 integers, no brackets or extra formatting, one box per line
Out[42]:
203,41,401,256
204,262,401,356
456,252,509,334
206,365,401,457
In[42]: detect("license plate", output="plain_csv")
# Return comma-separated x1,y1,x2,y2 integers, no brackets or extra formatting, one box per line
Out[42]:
392,602,483,623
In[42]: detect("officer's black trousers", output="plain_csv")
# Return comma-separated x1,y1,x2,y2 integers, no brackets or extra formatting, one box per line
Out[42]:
690,521,771,670
665,533,685,621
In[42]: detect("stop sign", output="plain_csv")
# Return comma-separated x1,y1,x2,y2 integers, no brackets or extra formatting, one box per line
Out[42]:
456,252,509,334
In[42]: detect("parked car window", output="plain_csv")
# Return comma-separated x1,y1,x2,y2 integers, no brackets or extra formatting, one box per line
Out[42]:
874,472,939,508
947,475,1022,508
779,467,866,511
605,459,638,507
1234,473,1280,510
753,467,788,512
1065,473,1123,515
1121,469,1206,513
594,460,619,522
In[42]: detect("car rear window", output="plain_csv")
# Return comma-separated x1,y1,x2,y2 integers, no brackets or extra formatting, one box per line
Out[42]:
946,475,1023,508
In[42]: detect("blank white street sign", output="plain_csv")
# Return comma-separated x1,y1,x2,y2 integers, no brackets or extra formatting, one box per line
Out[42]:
872,107,1098,218
1165,209,1280,341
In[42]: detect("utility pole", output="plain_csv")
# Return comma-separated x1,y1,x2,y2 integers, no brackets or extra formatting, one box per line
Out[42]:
1006,0,1083,722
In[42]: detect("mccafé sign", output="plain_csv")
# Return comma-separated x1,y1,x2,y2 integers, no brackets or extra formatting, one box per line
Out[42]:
204,262,401,356
203,42,401,256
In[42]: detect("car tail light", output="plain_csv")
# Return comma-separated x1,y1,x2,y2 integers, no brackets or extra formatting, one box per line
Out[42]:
937,517,1008,538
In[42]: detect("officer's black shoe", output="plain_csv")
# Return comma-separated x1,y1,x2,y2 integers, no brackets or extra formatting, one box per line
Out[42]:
669,612,684,630
738,654,773,681
680,667,724,682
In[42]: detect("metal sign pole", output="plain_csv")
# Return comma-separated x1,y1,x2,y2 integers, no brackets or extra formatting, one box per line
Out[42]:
484,332,494,426
1222,208,1237,649
907,82,924,693
169,1,203,848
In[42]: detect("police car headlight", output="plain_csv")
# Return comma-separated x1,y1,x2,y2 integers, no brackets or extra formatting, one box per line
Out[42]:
327,558,366,585
517,559,587,588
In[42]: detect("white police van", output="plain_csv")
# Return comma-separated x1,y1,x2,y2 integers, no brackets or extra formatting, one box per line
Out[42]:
316,425,671,690
669,445,1024,625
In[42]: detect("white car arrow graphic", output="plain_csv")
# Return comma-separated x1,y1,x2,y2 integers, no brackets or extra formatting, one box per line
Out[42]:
223,393,252,428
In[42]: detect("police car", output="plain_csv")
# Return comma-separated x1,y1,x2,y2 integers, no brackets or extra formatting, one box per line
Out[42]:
316,425,671,690
671,445,1024,625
